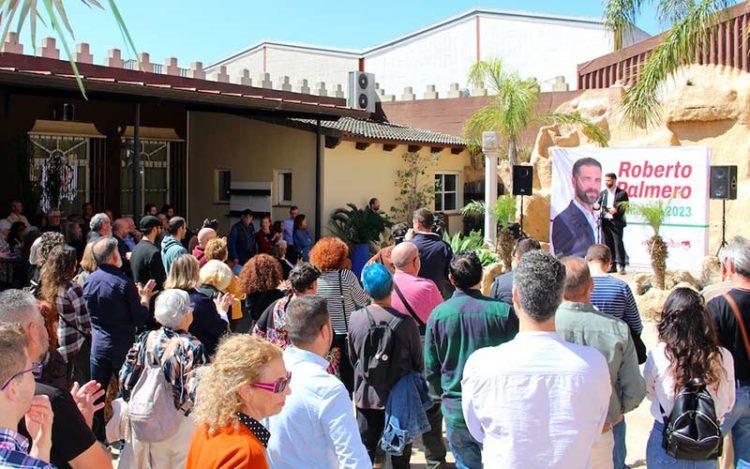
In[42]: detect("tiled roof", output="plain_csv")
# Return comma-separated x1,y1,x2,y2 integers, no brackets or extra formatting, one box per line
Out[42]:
295,117,465,147
0,53,366,119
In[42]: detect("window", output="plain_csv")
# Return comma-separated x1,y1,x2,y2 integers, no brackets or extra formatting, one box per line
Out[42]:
120,139,170,216
30,135,90,215
276,170,293,205
215,169,231,203
435,173,459,212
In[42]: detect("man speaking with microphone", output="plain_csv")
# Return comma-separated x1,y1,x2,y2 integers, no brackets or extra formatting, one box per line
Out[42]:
594,173,629,274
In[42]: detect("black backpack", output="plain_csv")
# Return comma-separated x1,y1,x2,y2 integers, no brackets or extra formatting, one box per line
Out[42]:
356,307,402,394
660,377,723,460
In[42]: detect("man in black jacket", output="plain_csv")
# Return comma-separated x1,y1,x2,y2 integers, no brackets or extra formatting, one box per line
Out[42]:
130,215,166,292
593,172,629,274
409,208,453,300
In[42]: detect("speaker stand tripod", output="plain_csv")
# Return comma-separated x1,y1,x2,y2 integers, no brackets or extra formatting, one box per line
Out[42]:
519,194,524,234
716,199,728,256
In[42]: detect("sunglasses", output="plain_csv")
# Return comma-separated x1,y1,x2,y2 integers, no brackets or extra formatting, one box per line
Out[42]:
252,372,292,394
1,362,43,391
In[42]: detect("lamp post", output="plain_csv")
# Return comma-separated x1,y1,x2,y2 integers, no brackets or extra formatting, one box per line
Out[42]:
482,131,499,247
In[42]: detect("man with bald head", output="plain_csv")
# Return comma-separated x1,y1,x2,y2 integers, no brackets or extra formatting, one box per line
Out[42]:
83,237,155,441
113,218,132,277
192,227,217,267
555,257,645,469
388,241,448,467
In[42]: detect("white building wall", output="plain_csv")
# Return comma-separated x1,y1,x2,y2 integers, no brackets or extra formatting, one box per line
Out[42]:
263,46,358,92
207,11,651,95
364,17,477,98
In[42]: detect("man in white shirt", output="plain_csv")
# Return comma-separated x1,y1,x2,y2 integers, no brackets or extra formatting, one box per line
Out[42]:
461,250,611,468
266,296,370,469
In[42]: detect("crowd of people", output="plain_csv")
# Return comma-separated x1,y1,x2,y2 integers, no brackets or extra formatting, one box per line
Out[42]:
0,199,749,469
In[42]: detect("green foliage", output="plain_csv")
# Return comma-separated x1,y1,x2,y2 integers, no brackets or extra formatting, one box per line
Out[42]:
460,195,516,231
329,203,391,245
464,59,608,187
494,195,516,228
0,0,138,98
629,199,671,237
602,0,733,128
442,230,499,267
390,151,440,223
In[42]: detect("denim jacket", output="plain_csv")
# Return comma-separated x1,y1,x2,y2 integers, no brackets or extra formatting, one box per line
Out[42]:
380,372,433,455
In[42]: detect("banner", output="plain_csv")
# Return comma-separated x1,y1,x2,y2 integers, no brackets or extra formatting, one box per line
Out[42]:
550,146,710,272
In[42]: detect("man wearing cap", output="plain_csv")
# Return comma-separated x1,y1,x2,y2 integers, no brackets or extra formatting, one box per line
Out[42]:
228,209,256,274
130,215,167,292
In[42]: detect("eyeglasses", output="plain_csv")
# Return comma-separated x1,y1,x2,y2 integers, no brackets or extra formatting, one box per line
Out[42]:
251,372,292,394
1,362,43,391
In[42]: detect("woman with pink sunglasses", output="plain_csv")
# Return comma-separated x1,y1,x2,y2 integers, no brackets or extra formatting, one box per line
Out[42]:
187,335,291,469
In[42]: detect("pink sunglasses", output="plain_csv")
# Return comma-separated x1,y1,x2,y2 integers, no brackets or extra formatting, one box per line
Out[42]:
252,372,292,394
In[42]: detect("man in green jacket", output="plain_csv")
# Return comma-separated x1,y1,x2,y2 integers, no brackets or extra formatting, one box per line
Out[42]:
555,256,646,469
160,216,187,275
424,251,518,469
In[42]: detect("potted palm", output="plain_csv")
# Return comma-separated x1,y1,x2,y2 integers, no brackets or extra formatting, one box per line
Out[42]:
460,195,517,271
631,200,670,289
329,203,391,277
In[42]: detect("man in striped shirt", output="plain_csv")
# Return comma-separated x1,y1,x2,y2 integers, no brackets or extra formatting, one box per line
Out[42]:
585,243,642,469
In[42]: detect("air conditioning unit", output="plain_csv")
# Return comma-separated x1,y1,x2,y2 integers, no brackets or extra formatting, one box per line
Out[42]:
348,71,376,113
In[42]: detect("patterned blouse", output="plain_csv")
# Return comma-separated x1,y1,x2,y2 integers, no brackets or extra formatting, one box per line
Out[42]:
119,327,209,414
56,281,91,363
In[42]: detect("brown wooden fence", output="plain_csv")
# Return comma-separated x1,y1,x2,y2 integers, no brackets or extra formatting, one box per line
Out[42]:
578,2,750,89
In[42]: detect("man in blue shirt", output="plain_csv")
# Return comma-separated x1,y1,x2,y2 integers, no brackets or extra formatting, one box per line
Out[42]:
228,209,257,274
283,206,299,262
84,237,155,441
267,296,370,468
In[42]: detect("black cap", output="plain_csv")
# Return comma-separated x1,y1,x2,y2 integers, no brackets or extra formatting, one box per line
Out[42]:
139,215,162,232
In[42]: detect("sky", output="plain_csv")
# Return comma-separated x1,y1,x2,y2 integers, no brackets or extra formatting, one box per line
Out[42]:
18,0,665,67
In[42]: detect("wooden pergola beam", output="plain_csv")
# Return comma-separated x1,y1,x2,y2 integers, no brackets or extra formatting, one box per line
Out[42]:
355,141,371,151
383,143,397,152
450,147,463,154
325,135,341,149
407,144,422,153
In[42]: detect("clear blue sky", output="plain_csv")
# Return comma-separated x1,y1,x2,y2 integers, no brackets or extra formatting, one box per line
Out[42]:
21,0,664,67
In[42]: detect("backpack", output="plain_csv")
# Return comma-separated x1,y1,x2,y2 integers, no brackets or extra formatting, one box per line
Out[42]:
660,377,723,460
128,333,183,443
356,307,402,394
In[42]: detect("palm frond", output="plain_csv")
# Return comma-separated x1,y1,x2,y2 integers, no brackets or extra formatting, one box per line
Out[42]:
329,203,391,245
0,0,138,98
468,58,504,94
622,0,731,128
494,195,516,226
602,0,645,50
630,199,672,236
549,111,609,147
460,200,487,217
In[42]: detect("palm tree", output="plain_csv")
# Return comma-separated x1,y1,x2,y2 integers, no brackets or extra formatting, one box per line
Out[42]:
631,200,671,289
464,59,608,193
602,0,735,127
0,1,137,97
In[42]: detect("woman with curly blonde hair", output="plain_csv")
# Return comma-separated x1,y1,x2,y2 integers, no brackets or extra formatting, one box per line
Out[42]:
237,254,285,333
187,334,290,469
204,238,247,332
309,237,369,392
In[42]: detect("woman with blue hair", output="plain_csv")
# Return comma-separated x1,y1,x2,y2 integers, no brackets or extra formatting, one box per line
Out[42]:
348,263,423,467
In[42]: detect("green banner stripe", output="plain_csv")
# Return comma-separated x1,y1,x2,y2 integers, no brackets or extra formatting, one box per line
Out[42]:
627,222,709,228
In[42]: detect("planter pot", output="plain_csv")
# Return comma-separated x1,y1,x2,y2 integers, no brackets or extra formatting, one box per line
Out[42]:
350,243,370,279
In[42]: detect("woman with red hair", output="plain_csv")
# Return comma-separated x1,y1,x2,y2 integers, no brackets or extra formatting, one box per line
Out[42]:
310,237,369,392
238,254,285,333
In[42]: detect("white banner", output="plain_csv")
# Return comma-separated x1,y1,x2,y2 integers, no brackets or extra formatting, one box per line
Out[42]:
550,146,710,272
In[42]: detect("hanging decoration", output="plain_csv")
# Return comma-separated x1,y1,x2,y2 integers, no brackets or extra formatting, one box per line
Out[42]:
40,150,77,213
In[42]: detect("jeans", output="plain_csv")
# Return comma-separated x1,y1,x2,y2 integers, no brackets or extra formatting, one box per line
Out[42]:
613,418,627,469
90,354,122,442
647,421,718,468
446,426,482,469
722,384,750,465
67,338,91,386
357,407,412,469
